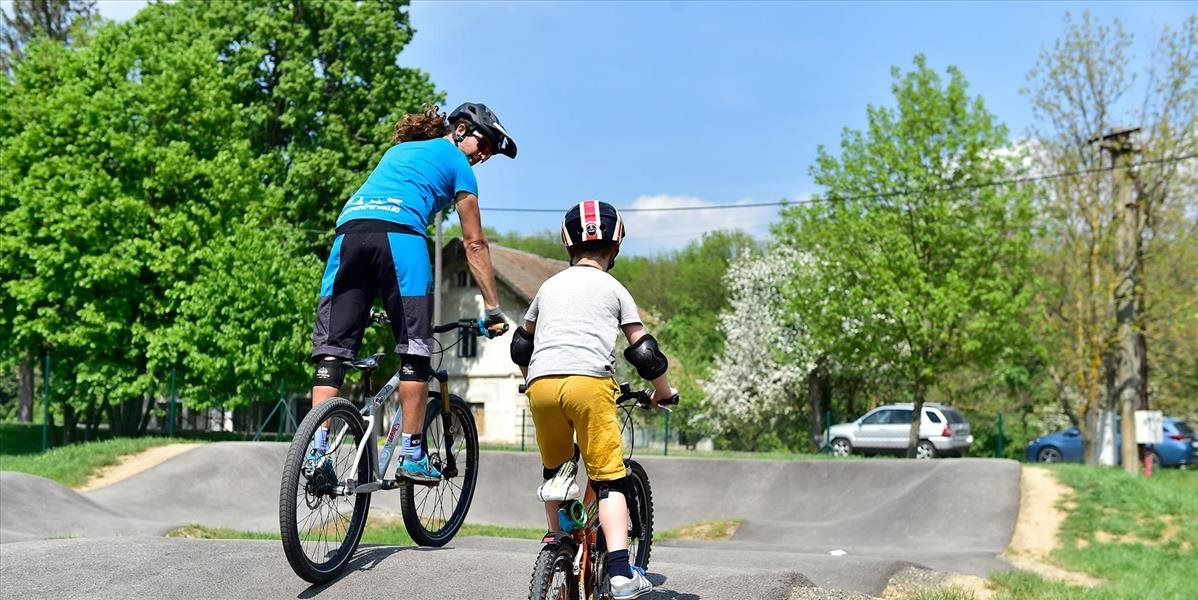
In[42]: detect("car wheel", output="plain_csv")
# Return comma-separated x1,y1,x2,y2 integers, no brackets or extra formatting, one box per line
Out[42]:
830,438,852,457
1150,450,1164,468
915,440,937,459
1036,446,1063,463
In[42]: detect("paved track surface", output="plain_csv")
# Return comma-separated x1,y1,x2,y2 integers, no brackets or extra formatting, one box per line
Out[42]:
0,443,1020,598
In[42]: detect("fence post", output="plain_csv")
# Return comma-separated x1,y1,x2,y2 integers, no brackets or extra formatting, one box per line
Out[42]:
995,412,1005,458
276,381,286,441
663,410,670,456
168,367,177,437
521,409,526,452
41,354,50,452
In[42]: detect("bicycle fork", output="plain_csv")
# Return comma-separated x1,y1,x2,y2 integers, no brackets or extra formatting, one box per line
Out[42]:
432,369,459,478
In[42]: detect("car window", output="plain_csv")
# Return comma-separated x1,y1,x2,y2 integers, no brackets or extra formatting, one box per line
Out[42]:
1174,421,1194,435
889,409,914,424
861,410,890,425
942,409,967,424
925,411,942,423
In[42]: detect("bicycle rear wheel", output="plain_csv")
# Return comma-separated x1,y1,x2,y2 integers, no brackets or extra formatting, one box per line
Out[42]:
400,393,479,546
279,397,372,583
528,541,580,600
625,459,654,569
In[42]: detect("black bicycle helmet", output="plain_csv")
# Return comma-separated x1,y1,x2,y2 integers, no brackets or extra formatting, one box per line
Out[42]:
449,102,517,158
561,200,625,248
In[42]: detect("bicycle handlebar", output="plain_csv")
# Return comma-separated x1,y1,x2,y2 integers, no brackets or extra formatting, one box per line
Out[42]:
516,382,679,411
370,309,510,339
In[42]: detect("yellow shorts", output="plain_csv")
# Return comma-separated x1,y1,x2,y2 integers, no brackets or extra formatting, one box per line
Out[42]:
527,375,626,482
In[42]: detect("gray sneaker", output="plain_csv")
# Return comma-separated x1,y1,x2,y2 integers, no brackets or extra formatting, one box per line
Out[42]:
611,570,653,600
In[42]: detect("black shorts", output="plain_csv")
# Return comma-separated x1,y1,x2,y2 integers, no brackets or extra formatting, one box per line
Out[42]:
311,223,433,360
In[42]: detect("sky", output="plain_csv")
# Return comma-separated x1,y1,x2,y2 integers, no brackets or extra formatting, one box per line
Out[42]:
15,0,1198,254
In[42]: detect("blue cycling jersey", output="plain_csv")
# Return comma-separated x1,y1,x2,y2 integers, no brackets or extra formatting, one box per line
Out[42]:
335,138,478,233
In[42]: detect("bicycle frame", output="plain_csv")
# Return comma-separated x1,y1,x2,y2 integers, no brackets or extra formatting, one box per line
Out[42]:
326,317,494,496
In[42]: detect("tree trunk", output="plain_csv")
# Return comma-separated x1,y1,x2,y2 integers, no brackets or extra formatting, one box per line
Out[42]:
807,358,826,448
86,400,100,439
63,403,77,444
906,378,928,458
18,359,34,422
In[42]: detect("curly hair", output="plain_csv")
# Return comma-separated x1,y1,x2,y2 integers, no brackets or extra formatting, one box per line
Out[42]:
391,104,452,143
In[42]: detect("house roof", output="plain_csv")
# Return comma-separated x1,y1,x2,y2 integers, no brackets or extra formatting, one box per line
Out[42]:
442,238,656,325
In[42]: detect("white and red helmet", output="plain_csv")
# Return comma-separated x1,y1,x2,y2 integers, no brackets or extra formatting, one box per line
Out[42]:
561,200,625,248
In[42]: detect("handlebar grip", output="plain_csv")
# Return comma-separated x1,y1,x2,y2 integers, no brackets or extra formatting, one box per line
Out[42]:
518,383,528,394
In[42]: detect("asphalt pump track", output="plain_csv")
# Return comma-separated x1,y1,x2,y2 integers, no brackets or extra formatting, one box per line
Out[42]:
0,442,1020,599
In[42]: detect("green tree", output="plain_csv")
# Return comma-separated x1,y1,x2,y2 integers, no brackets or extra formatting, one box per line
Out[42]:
1,0,441,439
1024,12,1198,465
778,55,1035,457
0,0,95,75
0,0,97,423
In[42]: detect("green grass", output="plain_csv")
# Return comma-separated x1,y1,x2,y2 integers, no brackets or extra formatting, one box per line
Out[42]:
906,586,978,600
0,435,183,487
991,465,1197,599
656,519,743,541
168,522,546,545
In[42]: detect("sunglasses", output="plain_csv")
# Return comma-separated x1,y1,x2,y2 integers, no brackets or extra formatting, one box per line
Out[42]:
470,131,493,155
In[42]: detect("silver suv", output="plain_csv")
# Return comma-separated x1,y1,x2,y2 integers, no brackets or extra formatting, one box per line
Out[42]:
827,403,973,459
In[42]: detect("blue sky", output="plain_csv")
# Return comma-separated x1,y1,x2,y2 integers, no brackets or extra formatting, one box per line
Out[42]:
44,1,1198,253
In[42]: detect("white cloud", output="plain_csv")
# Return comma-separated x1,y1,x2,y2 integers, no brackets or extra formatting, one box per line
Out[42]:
618,194,791,255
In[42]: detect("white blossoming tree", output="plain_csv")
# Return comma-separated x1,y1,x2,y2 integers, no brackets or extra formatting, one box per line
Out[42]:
699,245,821,451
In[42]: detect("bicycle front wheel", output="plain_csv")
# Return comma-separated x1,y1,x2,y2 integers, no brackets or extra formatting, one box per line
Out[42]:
528,541,580,600
279,397,372,583
400,393,479,546
626,459,654,569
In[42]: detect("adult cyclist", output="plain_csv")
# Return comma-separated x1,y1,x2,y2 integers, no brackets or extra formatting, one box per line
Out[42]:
308,102,515,483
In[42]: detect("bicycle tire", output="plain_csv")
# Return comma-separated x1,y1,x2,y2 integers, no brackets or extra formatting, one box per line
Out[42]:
279,397,372,584
528,541,580,600
626,459,654,569
399,393,479,546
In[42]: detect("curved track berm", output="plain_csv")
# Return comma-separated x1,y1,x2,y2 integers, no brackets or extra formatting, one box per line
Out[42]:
0,443,1020,598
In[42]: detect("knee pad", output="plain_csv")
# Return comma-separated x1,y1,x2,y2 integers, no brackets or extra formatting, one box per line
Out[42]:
399,354,432,382
312,358,346,388
591,475,630,501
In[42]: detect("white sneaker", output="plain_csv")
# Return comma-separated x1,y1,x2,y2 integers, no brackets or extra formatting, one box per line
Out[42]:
537,460,580,502
610,570,653,600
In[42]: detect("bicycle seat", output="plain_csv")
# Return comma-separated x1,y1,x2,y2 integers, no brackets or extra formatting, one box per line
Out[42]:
344,352,386,371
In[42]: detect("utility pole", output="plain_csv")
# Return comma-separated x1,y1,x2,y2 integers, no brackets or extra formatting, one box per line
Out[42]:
1096,127,1143,475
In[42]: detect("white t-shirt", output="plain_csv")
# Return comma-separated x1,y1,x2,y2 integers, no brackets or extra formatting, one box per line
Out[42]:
524,266,642,382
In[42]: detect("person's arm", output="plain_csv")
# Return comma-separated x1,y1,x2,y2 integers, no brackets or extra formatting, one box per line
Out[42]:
455,191,503,315
621,323,676,406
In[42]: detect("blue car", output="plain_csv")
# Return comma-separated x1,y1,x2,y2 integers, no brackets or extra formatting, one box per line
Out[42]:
1025,417,1195,466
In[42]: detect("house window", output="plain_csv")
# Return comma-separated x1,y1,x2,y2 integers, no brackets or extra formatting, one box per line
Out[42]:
455,270,473,287
457,331,478,358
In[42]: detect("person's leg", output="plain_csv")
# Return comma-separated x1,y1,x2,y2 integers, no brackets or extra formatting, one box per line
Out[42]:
310,233,371,453
380,232,436,465
527,376,577,531
565,377,650,597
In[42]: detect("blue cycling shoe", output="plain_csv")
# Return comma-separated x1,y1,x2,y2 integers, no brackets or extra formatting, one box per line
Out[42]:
304,450,338,486
398,454,442,485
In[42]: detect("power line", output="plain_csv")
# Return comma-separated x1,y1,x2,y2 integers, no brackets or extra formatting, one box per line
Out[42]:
480,152,1198,213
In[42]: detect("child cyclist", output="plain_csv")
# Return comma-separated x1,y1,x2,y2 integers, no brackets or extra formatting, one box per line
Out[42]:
510,200,678,600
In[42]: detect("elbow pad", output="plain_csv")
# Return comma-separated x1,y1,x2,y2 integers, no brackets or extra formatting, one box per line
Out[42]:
623,334,668,381
510,326,534,367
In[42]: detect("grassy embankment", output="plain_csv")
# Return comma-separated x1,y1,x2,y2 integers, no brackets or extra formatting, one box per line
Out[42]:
912,465,1196,600
0,423,184,488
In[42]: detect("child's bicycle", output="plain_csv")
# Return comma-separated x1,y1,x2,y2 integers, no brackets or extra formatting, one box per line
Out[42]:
526,383,678,600
279,309,507,583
